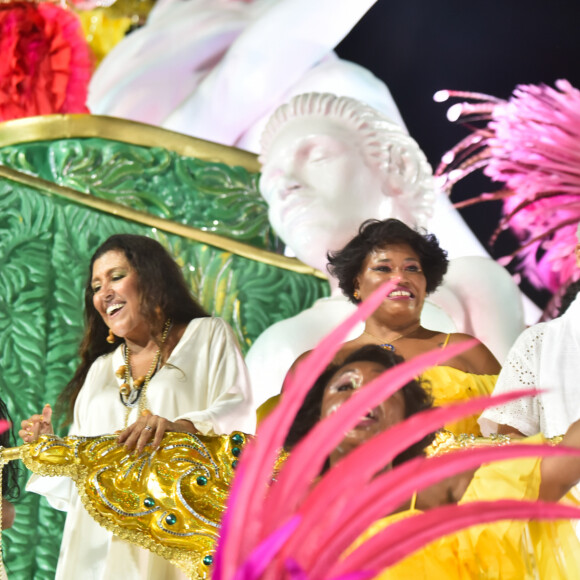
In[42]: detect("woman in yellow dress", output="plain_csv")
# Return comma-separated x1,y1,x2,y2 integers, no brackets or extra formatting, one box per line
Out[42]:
282,218,500,436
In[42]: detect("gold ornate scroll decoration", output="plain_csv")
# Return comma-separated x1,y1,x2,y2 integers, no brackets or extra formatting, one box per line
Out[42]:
3,431,251,579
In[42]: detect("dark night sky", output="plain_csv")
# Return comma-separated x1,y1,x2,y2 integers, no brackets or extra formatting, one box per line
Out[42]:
336,0,580,305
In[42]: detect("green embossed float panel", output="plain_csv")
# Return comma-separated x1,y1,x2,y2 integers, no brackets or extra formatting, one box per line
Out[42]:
0,138,329,578
0,138,282,252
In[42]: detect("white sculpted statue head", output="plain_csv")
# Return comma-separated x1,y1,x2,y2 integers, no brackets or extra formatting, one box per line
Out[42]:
259,93,436,273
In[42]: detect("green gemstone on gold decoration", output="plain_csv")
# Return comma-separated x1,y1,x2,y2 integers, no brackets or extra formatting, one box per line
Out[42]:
232,446,241,457
165,513,177,526
232,460,239,469
196,476,208,486
203,555,214,566
231,433,244,444
144,497,155,508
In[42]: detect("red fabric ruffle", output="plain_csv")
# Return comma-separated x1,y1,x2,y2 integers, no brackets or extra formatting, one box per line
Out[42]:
0,2,92,121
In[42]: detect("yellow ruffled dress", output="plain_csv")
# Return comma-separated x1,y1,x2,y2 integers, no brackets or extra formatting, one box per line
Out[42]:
351,434,580,579
420,366,497,436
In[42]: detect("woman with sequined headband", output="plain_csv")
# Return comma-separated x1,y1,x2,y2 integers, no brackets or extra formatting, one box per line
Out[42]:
19,234,254,580
284,345,434,465
322,218,500,436
281,344,580,579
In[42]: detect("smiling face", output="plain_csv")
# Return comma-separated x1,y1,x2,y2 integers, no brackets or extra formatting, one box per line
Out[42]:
354,243,427,324
321,360,406,465
91,250,150,345
259,117,387,272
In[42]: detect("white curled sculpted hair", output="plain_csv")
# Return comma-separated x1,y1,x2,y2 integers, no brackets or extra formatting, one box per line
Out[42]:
260,92,436,228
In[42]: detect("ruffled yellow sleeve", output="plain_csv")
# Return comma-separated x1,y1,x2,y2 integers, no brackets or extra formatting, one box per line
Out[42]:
420,367,497,436
455,433,580,579
256,394,280,425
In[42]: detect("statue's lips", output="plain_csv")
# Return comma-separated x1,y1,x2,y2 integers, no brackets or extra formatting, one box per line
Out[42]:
279,197,316,223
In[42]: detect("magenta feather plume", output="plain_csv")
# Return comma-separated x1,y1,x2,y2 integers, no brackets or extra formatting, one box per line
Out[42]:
303,442,580,577
231,517,301,580
283,560,375,580
269,386,536,569
285,387,529,517
285,391,540,575
262,339,478,535
213,282,580,579
283,559,309,580
330,500,580,576
435,79,580,292
214,279,401,579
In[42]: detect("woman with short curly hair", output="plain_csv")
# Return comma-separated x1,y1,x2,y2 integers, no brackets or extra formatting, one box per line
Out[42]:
305,218,500,437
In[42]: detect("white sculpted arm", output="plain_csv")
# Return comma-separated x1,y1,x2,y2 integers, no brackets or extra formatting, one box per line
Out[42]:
88,0,254,123
163,0,381,143
245,322,311,409
245,297,361,407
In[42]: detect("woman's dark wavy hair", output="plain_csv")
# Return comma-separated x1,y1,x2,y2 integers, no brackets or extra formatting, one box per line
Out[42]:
0,397,20,500
284,345,434,468
327,218,449,302
56,234,209,425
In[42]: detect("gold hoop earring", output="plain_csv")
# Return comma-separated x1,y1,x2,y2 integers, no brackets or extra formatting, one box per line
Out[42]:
353,289,360,300
106,329,116,344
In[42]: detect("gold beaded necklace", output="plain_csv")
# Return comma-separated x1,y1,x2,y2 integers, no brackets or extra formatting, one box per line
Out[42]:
363,323,420,352
117,319,172,427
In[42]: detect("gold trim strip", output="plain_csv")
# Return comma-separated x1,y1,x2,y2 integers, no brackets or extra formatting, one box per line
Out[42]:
0,114,261,172
0,447,22,463
0,165,326,279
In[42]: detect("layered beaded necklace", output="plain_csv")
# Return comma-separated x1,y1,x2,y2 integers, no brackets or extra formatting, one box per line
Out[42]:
117,319,171,427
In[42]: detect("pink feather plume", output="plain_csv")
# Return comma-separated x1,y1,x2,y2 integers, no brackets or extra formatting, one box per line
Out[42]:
214,279,401,579
435,80,580,293
262,339,479,535
283,390,539,575
331,500,580,576
304,442,580,577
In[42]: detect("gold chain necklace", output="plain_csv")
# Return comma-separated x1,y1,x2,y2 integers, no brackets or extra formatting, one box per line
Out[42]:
117,319,172,427
363,323,420,353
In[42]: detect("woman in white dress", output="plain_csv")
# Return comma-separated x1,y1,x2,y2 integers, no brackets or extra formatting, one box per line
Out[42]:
19,233,255,580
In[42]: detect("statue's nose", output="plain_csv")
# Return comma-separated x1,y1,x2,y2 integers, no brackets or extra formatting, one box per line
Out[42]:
279,179,302,200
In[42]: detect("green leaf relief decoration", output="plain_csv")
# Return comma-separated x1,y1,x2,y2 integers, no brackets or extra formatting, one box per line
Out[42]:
0,139,283,252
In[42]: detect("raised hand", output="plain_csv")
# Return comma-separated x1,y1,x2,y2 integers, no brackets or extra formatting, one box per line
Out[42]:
19,404,54,444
